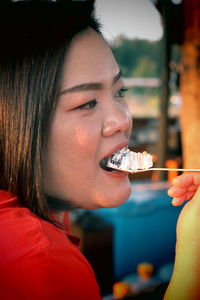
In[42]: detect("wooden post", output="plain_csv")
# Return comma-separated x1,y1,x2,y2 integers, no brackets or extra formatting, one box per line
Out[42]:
180,0,200,168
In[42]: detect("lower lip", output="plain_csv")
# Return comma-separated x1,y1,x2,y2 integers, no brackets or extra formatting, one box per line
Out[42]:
101,168,129,178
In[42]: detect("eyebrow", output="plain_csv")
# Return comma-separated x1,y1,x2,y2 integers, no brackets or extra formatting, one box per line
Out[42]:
59,70,122,96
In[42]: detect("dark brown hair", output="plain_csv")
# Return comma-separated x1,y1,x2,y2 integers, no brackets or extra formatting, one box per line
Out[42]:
0,0,101,224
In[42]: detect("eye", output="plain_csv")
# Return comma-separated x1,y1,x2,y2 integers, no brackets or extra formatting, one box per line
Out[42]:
76,99,97,110
115,87,129,98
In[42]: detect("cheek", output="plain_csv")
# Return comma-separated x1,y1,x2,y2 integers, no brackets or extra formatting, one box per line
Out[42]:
47,112,102,173
124,106,133,138
74,125,90,146
66,123,101,159
128,114,133,137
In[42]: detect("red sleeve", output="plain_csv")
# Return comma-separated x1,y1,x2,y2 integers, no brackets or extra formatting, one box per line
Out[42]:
0,248,102,300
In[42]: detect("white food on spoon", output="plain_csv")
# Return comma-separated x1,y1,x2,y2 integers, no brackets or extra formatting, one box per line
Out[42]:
107,147,153,172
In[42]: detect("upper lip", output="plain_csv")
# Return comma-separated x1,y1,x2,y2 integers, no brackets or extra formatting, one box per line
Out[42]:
101,141,129,160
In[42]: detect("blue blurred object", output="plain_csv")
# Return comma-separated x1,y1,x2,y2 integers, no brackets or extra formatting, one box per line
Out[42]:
91,180,184,279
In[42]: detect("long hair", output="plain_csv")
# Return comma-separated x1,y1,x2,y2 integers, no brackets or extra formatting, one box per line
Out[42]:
0,0,101,224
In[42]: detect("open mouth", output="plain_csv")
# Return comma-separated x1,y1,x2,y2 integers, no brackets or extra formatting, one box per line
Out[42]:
99,157,115,172
100,148,153,173
99,147,128,172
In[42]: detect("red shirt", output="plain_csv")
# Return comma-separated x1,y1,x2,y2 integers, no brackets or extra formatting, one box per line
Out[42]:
0,190,102,300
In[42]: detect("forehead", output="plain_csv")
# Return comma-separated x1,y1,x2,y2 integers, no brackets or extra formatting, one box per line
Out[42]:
62,28,120,88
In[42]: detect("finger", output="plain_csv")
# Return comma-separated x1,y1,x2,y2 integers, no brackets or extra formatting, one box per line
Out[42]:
171,197,185,206
188,184,198,192
172,173,194,187
168,186,187,197
168,184,197,199
172,172,200,187
192,173,200,185
185,190,196,201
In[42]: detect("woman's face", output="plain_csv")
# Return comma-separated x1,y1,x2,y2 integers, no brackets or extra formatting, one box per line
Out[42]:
43,28,133,209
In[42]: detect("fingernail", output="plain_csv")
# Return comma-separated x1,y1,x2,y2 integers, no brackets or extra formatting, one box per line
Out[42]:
172,177,179,184
167,188,174,196
172,198,179,206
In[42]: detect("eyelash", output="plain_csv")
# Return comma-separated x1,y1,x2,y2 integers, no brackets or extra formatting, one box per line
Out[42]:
76,87,128,110
115,87,129,98
77,99,97,110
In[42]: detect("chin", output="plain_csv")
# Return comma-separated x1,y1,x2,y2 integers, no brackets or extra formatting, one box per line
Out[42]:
96,187,131,209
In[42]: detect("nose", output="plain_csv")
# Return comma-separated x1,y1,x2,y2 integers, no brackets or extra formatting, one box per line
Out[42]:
102,102,132,137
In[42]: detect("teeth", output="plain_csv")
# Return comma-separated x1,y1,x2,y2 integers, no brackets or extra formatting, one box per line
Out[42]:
107,148,153,171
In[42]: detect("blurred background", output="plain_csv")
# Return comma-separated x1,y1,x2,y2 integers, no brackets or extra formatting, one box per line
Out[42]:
70,0,200,299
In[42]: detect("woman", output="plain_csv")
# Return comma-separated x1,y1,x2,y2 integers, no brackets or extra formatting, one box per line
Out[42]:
0,1,199,299
0,1,131,299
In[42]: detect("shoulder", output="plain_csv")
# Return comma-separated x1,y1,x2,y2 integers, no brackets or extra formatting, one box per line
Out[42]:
0,191,74,265
0,191,102,299
0,196,49,264
1,244,101,299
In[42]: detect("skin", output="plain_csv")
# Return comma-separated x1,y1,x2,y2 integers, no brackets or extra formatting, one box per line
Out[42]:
42,28,132,210
168,173,200,206
164,174,200,299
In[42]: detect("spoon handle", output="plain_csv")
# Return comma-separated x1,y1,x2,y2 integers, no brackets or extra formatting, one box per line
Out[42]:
122,168,200,174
